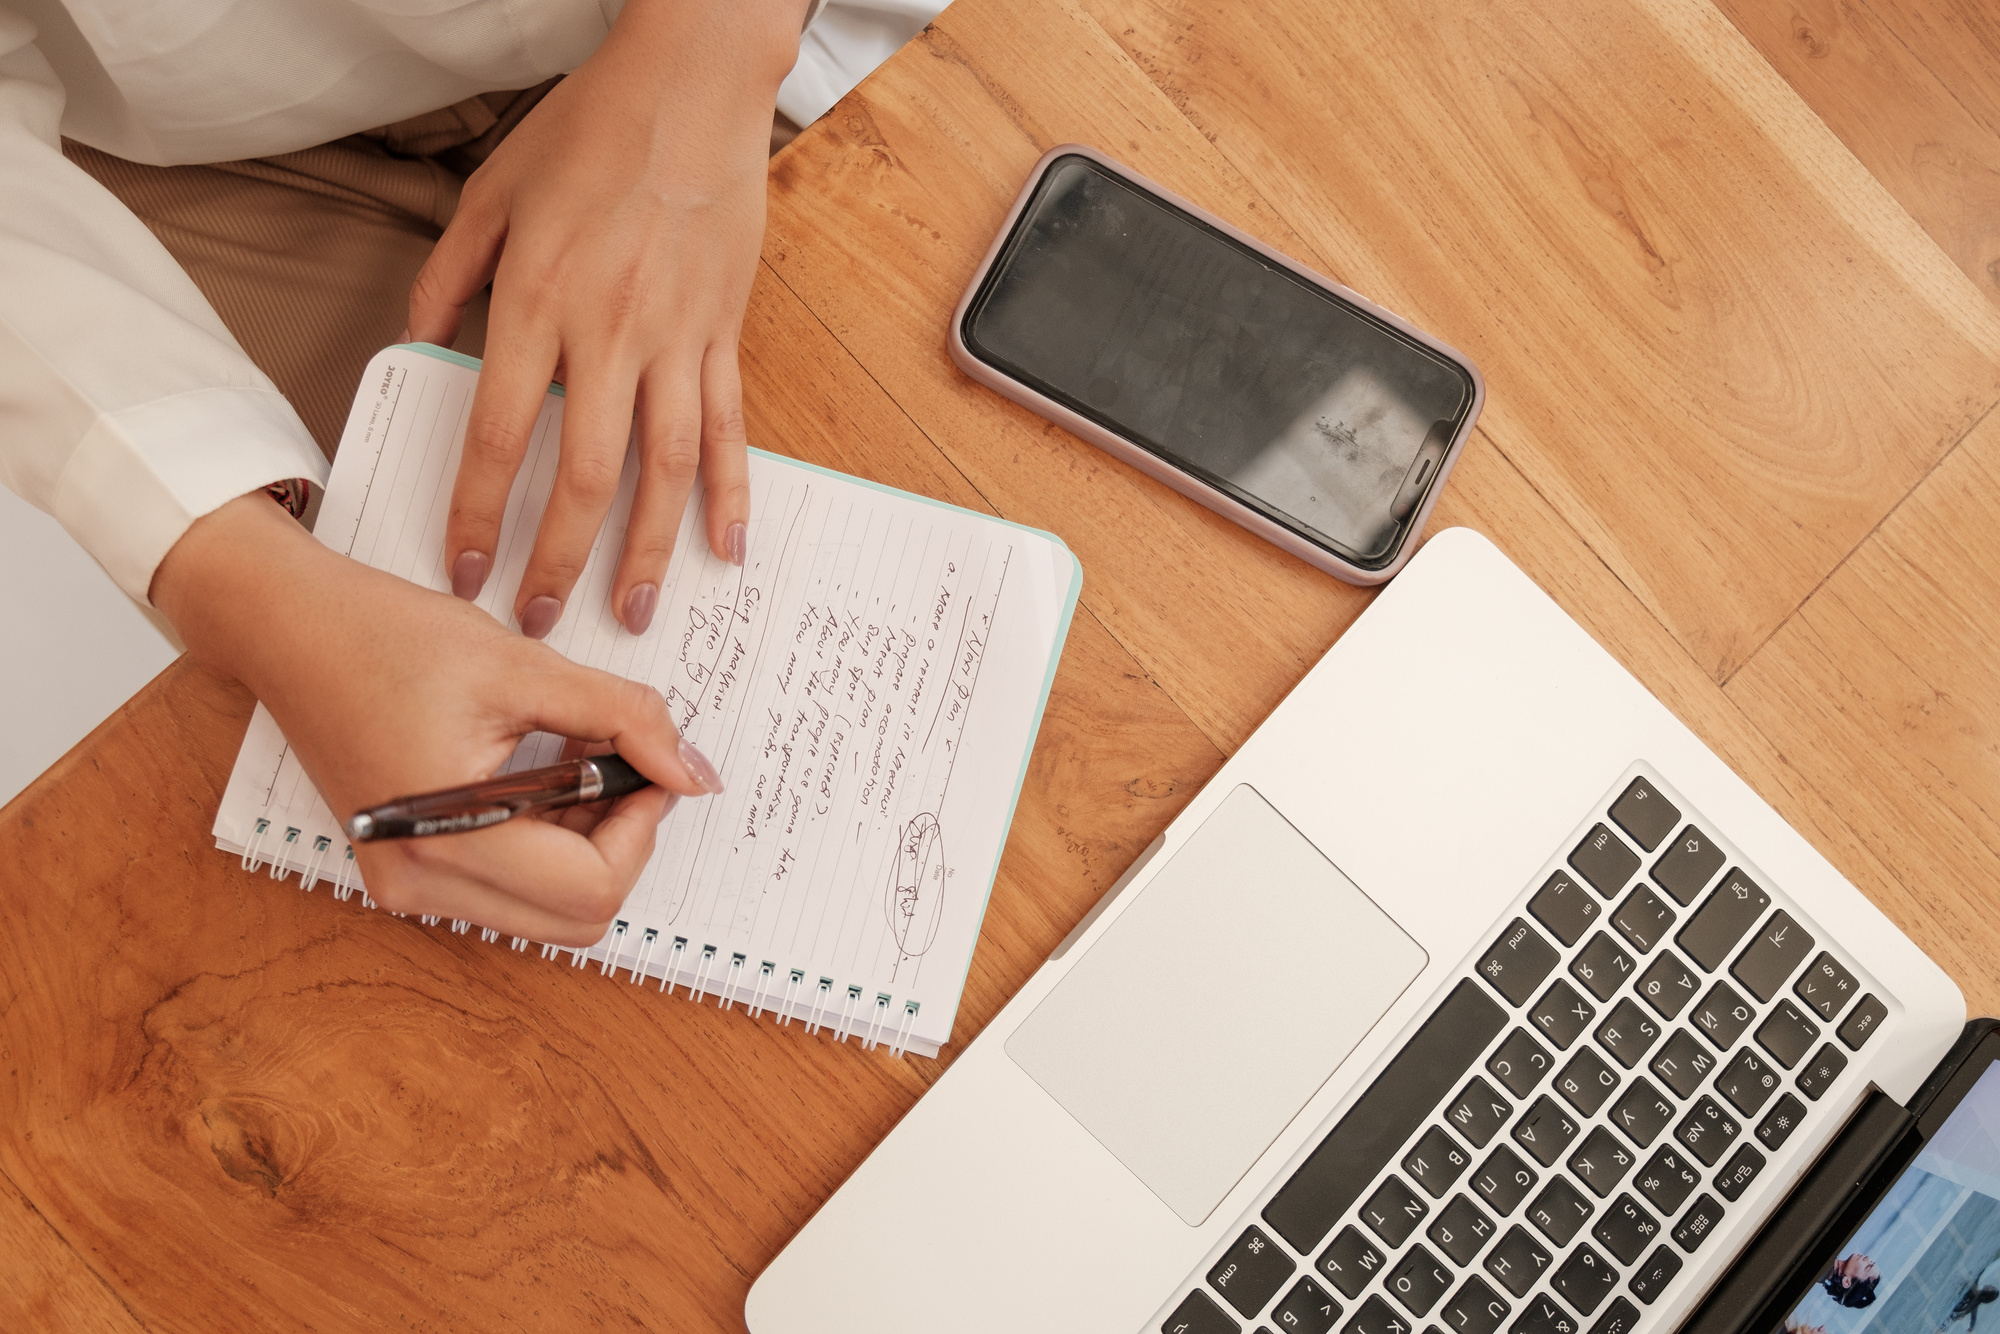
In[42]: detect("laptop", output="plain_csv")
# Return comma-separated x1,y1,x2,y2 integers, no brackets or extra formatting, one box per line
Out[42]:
745,527,1968,1334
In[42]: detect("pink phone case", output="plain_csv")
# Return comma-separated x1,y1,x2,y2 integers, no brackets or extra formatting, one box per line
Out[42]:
948,144,1486,586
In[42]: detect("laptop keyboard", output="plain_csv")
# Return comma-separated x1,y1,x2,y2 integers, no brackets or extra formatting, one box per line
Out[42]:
1159,767,1890,1334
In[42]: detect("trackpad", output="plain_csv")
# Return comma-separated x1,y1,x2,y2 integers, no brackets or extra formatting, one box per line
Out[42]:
1006,785,1427,1225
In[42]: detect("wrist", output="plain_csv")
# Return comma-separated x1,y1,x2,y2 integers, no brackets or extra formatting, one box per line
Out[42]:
150,492,334,699
607,0,807,100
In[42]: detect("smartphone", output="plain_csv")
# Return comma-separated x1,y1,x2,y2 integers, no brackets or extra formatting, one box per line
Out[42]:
950,145,1484,585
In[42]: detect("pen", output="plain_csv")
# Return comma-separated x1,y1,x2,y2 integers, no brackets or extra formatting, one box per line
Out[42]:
344,755,653,842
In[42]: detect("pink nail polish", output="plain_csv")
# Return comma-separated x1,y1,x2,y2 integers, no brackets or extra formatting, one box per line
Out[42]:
678,737,723,793
451,550,490,601
726,522,747,567
658,793,680,824
397,327,411,345
623,582,658,635
519,595,562,640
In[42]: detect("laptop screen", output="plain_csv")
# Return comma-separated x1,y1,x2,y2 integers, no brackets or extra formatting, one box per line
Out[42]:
1778,1059,2000,1333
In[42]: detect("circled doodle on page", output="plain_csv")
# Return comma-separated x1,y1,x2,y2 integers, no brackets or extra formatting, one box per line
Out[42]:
885,812,947,978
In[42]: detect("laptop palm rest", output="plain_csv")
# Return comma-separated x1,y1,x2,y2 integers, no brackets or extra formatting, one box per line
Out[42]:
1005,784,1428,1225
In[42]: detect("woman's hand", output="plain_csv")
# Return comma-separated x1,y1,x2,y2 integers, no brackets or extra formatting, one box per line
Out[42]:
154,494,721,943
407,0,807,640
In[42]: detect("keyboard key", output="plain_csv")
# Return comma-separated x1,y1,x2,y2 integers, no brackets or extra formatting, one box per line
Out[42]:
1405,1126,1474,1199
1513,1096,1581,1167
1838,994,1888,1051
1650,827,1726,906
1609,778,1680,852
1343,1295,1409,1334
1670,1193,1725,1252
1792,952,1859,1023
1674,1096,1742,1166
1529,981,1596,1050
1714,1047,1781,1117
1428,1195,1498,1267
1272,1277,1341,1334
1163,1289,1238,1334
1627,1246,1683,1305
1484,1225,1553,1298
1488,1029,1555,1099
1527,1175,1595,1245
1555,1047,1621,1117
1530,871,1601,948
1265,981,1508,1252
1511,1292,1580,1334
1570,824,1641,898
1361,1176,1430,1247
1551,1243,1619,1317
1755,1000,1820,1070
1209,1226,1296,1318
1594,999,1663,1069
1315,1227,1386,1299
1634,950,1701,1021
1649,1029,1719,1099
1441,1278,1510,1334
1446,1078,1515,1149
1690,980,1754,1050
1729,911,1814,1003
1472,1146,1539,1215
1588,1297,1642,1334
1676,869,1770,972
1608,1079,1676,1149
1569,934,1636,1003
1480,920,1562,1007
1386,1247,1453,1318
1713,1143,1767,1202
1592,1195,1661,1265
1610,886,1675,955
1636,1147,1700,1215
1756,1094,1807,1151
1796,1044,1849,1100
1568,1128,1637,1198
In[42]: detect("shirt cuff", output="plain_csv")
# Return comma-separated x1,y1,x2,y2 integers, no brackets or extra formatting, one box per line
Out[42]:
51,385,329,604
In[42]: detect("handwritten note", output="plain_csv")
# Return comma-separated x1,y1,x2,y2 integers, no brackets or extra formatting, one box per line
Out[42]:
213,347,1079,1055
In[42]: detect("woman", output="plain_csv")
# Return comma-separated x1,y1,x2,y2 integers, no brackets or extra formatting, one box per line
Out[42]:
0,0,817,941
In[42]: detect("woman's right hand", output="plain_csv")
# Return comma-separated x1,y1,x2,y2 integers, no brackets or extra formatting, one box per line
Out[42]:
152,492,720,943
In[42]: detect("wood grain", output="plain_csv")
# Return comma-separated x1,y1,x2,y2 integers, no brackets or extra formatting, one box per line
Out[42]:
1074,0,2000,682
0,1170,145,1333
1714,0,2000,308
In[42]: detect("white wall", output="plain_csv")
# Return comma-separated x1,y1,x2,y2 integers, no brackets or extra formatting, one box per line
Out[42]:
0,485,180,807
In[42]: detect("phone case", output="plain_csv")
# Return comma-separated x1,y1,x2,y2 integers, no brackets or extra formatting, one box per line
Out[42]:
948,143,1486,586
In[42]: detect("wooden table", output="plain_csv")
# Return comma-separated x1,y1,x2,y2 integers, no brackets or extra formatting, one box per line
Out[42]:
7,0,2000,1328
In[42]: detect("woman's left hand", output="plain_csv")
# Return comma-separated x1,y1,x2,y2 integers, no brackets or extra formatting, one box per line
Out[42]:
407,0,808,639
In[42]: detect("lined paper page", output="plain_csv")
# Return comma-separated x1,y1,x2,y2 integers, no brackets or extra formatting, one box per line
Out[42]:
214,346,1078,1054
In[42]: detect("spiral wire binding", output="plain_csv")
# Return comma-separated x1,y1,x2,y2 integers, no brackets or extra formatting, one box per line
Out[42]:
243,811,921,1056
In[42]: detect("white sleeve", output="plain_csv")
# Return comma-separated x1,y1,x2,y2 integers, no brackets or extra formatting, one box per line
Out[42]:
0,8,328,606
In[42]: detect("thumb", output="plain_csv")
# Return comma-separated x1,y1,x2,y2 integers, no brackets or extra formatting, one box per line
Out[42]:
517,655,722,798
409,184,507,348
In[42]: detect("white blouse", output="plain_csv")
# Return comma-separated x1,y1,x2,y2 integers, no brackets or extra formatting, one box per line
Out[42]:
0,0,825,607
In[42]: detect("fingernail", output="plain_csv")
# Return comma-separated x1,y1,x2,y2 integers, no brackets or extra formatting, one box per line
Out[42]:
678,737,723,793
451,550,489,600
726,522,747,567
622,582,658,635
519,595,563,640
657,793,680,824
397,327,411,344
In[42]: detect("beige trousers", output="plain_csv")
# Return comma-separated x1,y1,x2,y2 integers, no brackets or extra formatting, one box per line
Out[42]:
62,85,560,462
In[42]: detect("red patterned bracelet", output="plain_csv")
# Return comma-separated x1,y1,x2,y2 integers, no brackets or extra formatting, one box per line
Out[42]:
263,477,311,519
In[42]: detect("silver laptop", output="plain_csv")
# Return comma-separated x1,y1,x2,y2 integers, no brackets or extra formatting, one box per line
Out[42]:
746,528,1963,1334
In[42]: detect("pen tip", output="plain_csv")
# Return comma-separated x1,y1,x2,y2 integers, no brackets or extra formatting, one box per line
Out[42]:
346,812,375,842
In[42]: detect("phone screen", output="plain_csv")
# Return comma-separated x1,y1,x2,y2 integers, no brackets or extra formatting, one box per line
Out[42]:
961,155,1476,567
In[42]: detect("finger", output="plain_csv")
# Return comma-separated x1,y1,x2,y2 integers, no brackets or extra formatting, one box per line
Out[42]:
700,341,752,567
514,357,638,638
514,652,723,795
611,363,703,636
443,295,560,606
408,179,507,349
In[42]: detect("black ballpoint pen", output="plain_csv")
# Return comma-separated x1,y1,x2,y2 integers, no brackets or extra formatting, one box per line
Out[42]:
344,755,653,841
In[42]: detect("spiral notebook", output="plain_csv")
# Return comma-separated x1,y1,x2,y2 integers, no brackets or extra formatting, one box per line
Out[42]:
212,343,1081,1058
